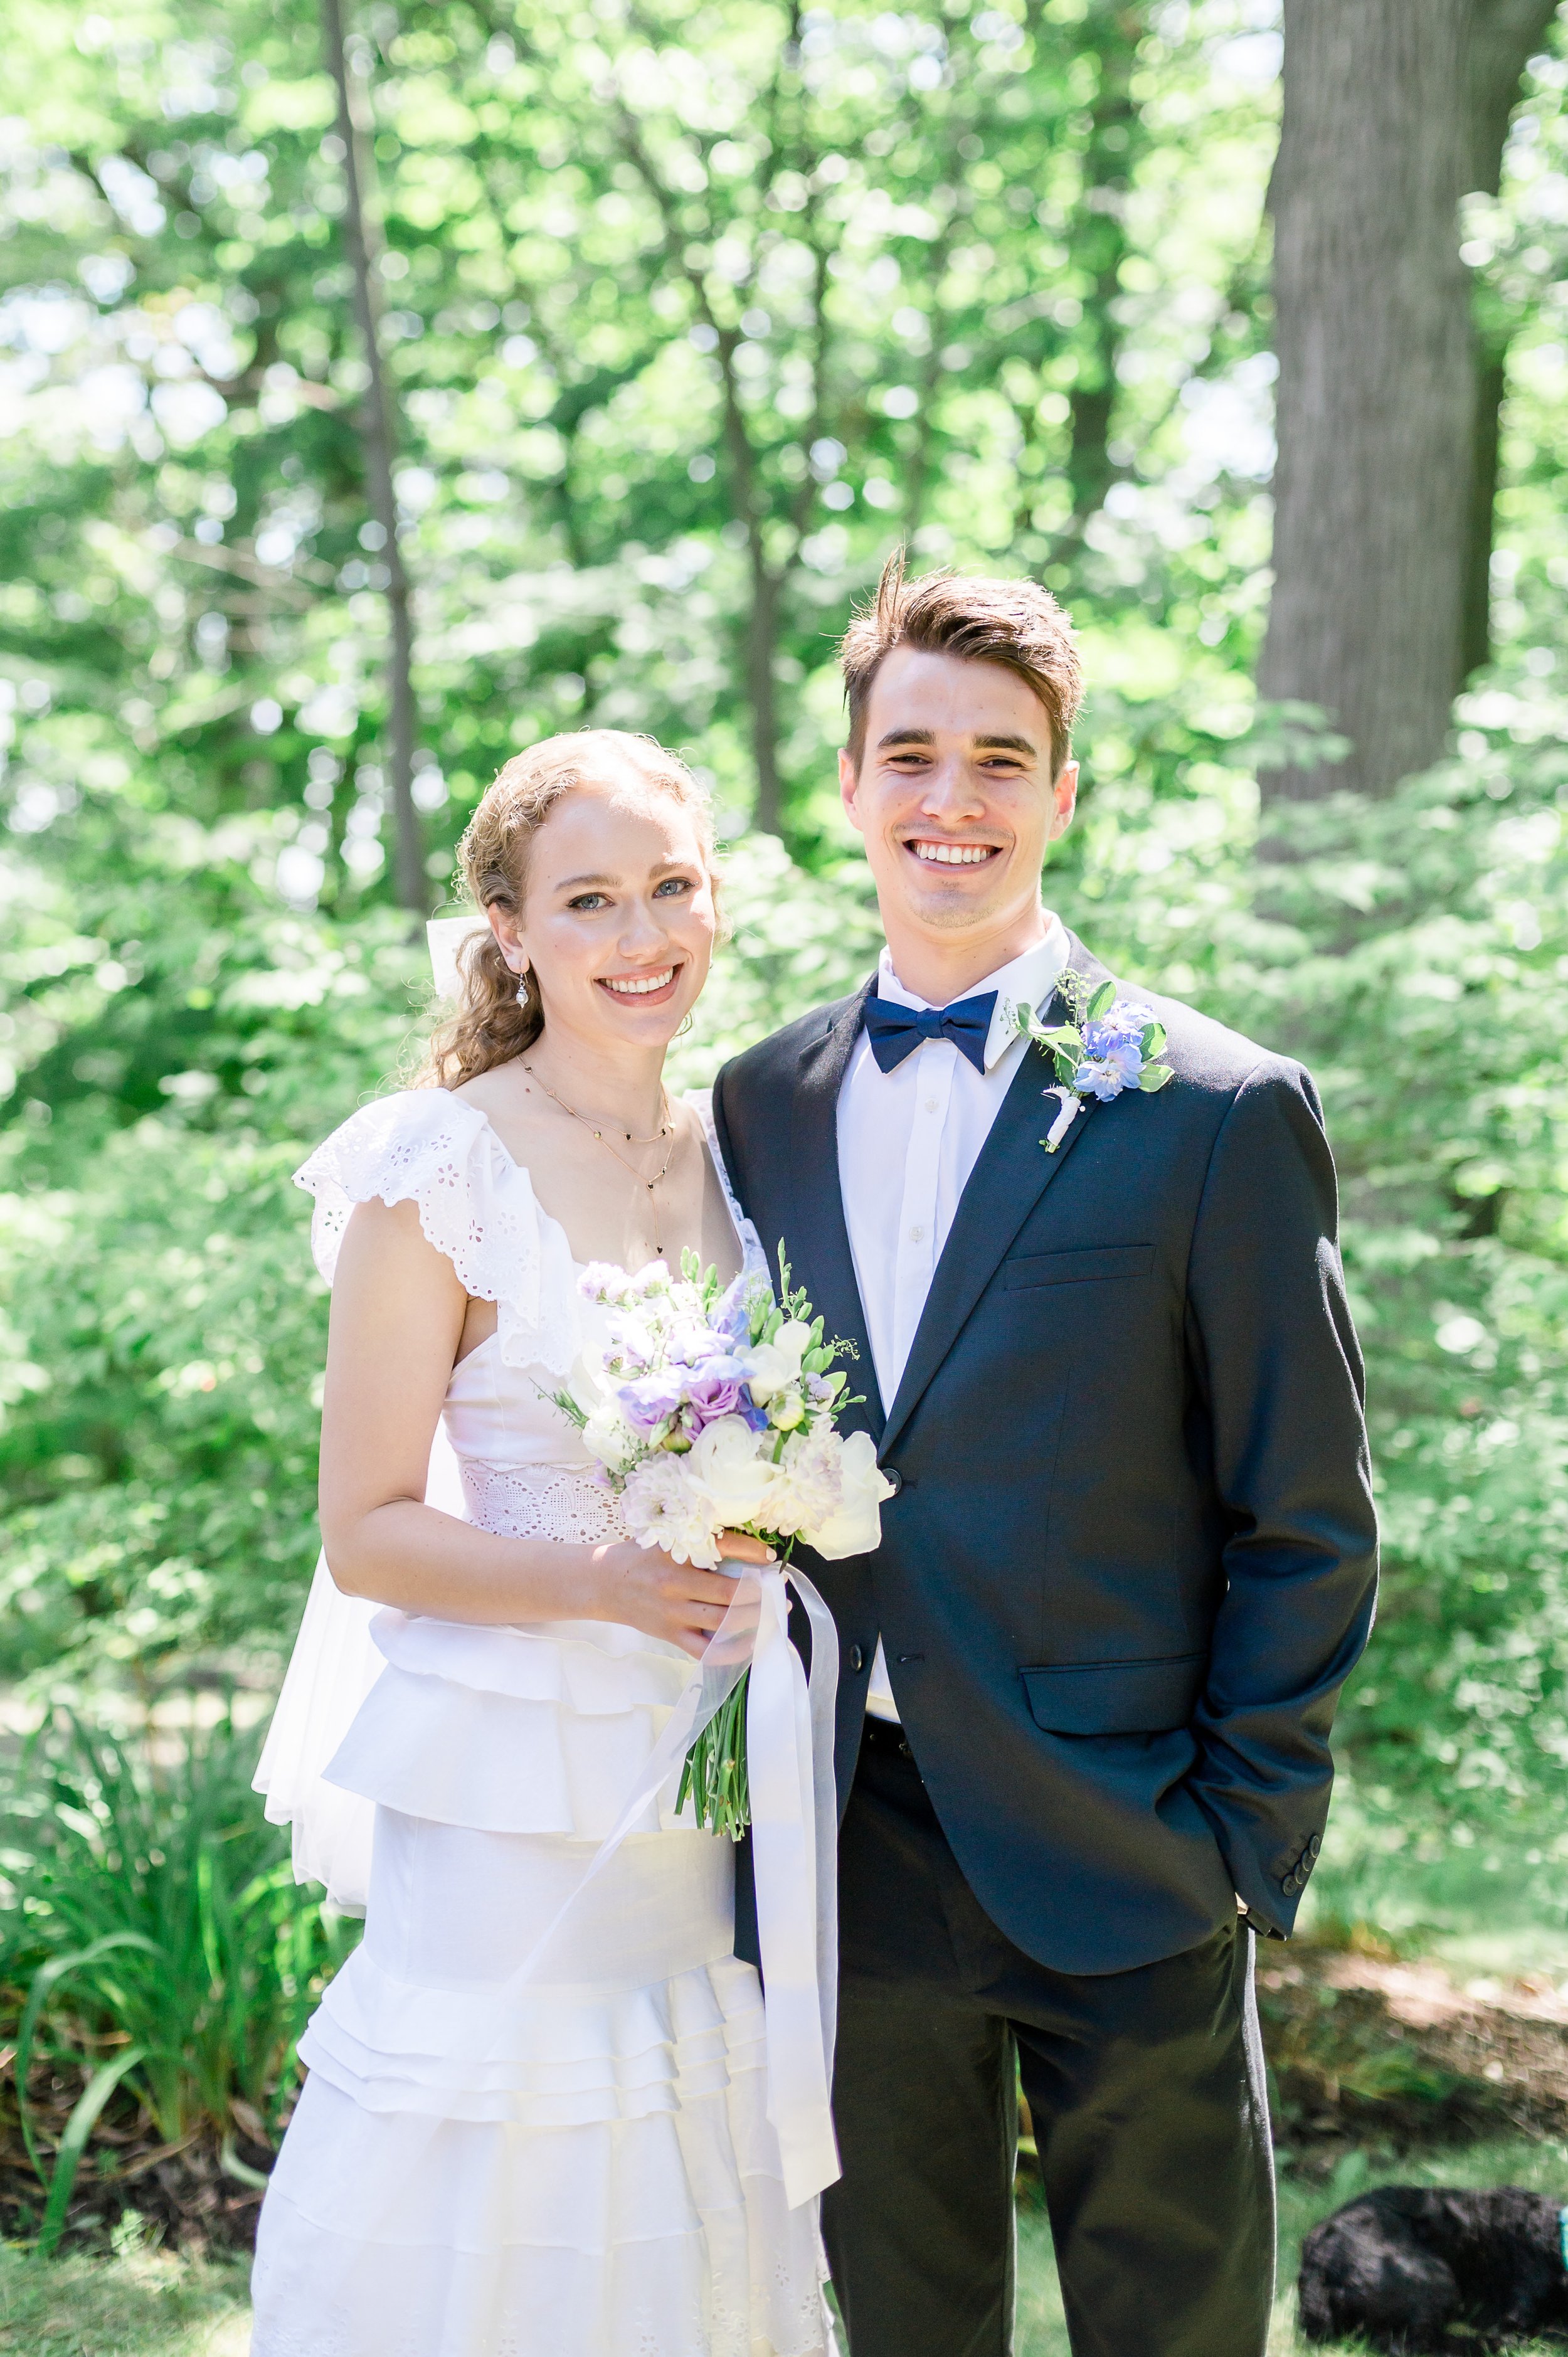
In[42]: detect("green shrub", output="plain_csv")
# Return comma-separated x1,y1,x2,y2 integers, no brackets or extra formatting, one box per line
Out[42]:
1,1715,348,2248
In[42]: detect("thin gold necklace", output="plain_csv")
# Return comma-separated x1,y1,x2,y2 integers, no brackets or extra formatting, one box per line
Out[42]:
524,1064,678,1251
524,1064,672,1147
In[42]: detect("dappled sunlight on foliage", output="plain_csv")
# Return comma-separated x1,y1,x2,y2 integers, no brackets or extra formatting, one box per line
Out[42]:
4,0,1568,2281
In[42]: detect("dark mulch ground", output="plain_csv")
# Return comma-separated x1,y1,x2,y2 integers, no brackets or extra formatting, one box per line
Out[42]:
12,1942,1568,2255
0,2078,277,2259
1258,1941,1568,2174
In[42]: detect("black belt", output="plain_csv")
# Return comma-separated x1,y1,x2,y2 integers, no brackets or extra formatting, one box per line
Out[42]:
861,1712,918,1765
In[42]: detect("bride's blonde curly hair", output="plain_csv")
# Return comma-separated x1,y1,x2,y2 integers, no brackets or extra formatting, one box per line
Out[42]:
419,729,717,1090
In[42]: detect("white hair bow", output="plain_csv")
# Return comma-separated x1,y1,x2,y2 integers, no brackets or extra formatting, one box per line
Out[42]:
425,914,487,1001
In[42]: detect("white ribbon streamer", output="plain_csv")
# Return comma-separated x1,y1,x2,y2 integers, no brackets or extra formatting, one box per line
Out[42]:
484,1559,841,2211
748,1562,841,2206
1042,1085,1084,1153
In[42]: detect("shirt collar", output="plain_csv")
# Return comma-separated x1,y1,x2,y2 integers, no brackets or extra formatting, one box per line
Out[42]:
876,916,1071,1073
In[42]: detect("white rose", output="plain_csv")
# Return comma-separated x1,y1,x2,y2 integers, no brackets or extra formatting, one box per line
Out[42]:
800,1429,894,1560
689,1414,777,1529
581,1397,640,1475
741,1318,812,1403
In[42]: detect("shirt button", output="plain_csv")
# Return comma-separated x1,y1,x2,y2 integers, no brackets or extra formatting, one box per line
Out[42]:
909,1226,924,1243
924,1098,939,1113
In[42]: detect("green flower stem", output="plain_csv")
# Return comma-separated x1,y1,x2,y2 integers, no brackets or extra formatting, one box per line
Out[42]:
677,1672,753,1841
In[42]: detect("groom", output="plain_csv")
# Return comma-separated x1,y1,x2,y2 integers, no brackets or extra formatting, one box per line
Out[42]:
714,557,1378,2357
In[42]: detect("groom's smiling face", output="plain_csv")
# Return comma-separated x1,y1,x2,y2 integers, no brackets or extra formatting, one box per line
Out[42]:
839,645,1078,980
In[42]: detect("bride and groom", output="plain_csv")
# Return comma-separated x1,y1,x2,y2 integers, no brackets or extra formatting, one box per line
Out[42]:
250,556,1378,2357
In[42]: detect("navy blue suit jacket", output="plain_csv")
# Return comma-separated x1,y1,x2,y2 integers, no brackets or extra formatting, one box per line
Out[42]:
714,933,1378,1975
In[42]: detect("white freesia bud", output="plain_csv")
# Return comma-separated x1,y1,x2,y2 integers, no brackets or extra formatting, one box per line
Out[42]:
802,1429,894,1560
689,1414,776,1527
743,1318,812,1403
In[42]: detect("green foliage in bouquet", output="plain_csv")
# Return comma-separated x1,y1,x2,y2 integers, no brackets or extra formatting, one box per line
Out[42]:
676,1680,753,1846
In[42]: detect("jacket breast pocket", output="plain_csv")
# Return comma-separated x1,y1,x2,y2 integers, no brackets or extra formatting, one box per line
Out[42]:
1003,1244,1155,1290
1020,1653,1204,1735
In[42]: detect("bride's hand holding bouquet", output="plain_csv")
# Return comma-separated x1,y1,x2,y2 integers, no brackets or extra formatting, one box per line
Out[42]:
556,1247,893,1835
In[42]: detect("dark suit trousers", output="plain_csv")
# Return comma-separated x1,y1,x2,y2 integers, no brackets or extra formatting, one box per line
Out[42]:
822,1719,1275,2357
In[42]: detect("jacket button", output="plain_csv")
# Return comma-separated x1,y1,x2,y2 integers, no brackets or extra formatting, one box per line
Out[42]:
1310,1834,1322,1860
882,1466,903,1496
1282,1873,1298,1896
848,1644,865,1673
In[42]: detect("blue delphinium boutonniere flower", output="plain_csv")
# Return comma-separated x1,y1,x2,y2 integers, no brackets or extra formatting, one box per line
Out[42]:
1009,972,1173,1152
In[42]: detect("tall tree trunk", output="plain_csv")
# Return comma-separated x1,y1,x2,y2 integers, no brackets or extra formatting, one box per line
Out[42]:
1458,0,1559,677
320,0,425,911
1066,3,1146,523
1461,347,1507,680
744,556,783,839
1260,0,1476,802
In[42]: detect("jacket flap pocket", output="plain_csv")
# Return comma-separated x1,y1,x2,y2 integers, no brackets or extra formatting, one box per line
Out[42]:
1020,1654,1204,1735
1003,1244,1155,1290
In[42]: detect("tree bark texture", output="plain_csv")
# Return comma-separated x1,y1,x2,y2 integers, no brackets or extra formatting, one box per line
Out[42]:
1262,0,1559,798
1066,3,1147,524
1260,0,1477,801
1458,0,1559,675
320,0,425,910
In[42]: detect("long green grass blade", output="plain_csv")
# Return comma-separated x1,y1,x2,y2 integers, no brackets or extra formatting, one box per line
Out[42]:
15,1934,163,2186
34,2044,148,2259
218,2131,271,2191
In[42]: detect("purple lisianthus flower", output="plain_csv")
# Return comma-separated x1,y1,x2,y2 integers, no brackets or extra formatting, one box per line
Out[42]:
683,1355,752,1426
618,1372,686,1430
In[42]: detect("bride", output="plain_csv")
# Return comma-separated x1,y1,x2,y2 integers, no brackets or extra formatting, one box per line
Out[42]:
250,731,837,2356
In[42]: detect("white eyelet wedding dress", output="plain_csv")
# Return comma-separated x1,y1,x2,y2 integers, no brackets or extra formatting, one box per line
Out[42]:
249,1089,835,2357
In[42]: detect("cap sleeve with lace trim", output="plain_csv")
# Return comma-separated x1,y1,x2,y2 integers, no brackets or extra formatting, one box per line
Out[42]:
292,1089,580,1380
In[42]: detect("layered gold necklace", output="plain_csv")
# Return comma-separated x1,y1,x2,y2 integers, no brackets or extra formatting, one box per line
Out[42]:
524,1063,677,1254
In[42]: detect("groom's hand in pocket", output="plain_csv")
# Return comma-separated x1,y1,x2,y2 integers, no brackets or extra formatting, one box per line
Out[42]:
588,1530,773,1657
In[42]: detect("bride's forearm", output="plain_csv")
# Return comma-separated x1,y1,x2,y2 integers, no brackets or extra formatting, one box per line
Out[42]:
323,1497,607,1624
322,1497,760,1657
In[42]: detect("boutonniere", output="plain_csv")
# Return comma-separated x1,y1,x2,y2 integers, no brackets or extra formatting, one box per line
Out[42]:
1009,973,1173,1152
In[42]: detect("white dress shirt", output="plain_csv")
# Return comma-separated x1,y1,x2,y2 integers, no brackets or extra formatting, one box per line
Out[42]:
836,921,1071,1720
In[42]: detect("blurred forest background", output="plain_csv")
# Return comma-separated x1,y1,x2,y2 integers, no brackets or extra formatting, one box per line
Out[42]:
4,0,1568,2344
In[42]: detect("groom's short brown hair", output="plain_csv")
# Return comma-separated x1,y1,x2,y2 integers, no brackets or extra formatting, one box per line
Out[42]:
839,551,1083,779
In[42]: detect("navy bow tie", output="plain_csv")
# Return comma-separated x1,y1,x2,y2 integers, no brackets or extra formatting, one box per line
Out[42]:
863,989,999,1075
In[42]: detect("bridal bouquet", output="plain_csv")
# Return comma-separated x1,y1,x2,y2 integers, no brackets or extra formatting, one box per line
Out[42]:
554,1251,891,1837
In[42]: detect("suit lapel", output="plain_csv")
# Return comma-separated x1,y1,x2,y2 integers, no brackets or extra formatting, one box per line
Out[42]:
788,978,885,1443
878,935,1111,1460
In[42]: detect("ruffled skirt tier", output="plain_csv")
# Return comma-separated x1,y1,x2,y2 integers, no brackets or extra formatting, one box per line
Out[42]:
250,1617,833,2357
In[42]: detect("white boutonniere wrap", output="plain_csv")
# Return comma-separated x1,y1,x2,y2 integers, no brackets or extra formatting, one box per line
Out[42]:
1009,973,1174,1152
